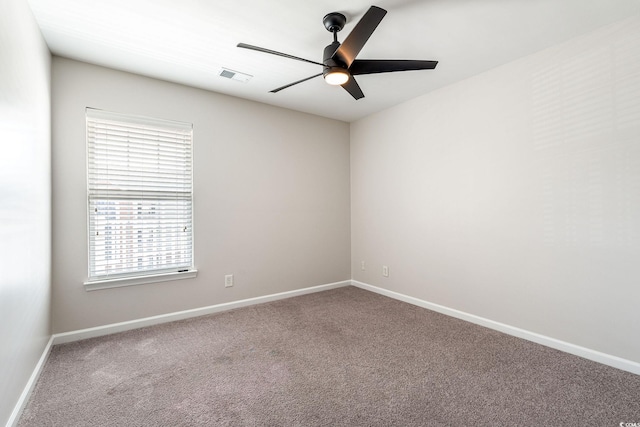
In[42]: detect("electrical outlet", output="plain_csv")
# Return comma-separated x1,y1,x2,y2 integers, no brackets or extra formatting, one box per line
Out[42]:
225,274,234,287
361,261,366,271
382,265,389,277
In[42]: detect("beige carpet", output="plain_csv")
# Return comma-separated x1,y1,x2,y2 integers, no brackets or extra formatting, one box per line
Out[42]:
19,286,640,426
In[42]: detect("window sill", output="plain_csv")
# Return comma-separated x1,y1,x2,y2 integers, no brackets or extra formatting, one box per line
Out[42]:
84,269,198,291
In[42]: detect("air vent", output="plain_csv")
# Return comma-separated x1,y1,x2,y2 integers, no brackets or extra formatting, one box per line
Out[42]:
218,68,252,83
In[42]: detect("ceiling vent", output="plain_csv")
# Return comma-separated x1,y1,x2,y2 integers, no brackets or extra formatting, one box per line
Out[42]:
218,68,252,83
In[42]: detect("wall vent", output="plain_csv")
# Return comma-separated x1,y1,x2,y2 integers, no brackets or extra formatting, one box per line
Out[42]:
218,68,252,83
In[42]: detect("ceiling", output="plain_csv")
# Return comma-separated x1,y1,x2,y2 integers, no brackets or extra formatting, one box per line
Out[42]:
27,0,639,122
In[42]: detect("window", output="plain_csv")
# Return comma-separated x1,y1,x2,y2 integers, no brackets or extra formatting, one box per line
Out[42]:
85,108,195,290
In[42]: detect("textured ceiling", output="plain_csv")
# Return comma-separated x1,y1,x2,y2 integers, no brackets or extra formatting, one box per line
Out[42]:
27,0,640,122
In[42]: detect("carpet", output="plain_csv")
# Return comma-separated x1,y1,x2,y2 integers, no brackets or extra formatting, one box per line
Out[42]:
18,286,640,426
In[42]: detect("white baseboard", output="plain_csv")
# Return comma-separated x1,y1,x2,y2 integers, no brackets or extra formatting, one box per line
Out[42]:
351,280,640,376
53,280,351,345
6,336,54,427
11,278,636,427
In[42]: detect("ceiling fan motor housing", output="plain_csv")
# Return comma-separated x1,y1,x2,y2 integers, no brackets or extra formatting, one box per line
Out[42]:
323,41,345,74
322,41,350,85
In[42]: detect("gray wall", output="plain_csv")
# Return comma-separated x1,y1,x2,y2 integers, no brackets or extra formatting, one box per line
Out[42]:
0,0,52,424
51,57,351,333
351,17,640,363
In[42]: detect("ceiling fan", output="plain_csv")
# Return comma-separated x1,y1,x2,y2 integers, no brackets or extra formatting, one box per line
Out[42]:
237,5,438,100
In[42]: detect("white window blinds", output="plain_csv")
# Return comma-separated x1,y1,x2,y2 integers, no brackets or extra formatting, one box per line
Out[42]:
86,108,193,281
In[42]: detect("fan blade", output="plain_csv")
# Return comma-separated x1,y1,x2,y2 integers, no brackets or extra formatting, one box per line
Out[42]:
350,59,438,75
332,6,387,68
237,43,324,67
341,76,365,100
270,73,323,93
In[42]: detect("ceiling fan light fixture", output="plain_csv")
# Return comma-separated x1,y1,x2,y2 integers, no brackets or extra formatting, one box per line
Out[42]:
323,68,349,85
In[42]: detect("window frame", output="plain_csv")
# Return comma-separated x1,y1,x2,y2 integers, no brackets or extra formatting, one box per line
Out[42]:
84,108,197,291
